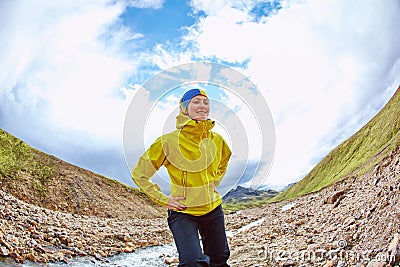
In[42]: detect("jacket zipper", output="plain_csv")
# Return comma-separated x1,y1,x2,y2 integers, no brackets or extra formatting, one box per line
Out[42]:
182,170,187,199
202,125,213,210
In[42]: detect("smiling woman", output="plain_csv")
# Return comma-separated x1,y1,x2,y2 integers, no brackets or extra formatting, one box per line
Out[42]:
131,88,232,266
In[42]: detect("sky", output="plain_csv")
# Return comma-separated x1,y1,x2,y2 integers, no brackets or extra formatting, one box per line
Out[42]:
1,0,400,193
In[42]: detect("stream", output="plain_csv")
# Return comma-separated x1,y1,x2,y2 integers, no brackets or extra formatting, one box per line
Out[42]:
7,243,178,267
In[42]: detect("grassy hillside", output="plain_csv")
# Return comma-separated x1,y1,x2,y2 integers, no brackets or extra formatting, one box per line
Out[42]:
272,86,400,202
223,196,276,214
0,130,53,189
0,129,165,219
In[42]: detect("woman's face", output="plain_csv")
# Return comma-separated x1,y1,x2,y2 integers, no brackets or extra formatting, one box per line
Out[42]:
186,95,210,121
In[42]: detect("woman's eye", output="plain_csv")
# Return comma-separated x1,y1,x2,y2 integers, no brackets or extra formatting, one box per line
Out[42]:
191,99,209,105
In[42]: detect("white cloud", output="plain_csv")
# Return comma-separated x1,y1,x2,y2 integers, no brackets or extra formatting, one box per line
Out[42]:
184,0,400,187
125,0,164,9
0,0,135,142
0,0,148,183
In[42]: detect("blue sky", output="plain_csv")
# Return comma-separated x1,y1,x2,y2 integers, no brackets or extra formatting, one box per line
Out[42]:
121,0,198,48
1,0,400,193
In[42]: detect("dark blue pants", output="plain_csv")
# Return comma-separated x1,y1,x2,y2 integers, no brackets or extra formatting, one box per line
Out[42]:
167,205,230,267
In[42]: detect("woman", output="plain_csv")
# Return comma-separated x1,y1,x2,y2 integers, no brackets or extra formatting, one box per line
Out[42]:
132,88,232,266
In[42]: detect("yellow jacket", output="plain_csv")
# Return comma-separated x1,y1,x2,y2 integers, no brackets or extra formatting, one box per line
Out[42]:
132,112,231,216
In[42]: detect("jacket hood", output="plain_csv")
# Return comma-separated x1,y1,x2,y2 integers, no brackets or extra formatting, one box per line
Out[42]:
176,112,215,135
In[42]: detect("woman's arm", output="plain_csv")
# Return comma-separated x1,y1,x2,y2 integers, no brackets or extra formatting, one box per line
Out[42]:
214,140,232,187
132,137,170,206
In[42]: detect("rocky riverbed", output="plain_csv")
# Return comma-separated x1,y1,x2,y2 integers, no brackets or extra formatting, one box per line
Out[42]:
1,149,400,266
0,189,172,265
226,149,400,266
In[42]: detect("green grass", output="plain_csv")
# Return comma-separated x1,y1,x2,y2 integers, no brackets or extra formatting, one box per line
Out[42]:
271,87,400,202
0,129,55,200
222,196,275,214
0,129,53,182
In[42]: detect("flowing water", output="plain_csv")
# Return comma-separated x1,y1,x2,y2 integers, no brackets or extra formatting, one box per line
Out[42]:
2,243,178,267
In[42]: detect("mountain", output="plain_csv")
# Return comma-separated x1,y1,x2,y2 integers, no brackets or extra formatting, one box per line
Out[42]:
225,145,400,266
279,182,296,192
224,85,400,265
0,128,164,220
0,128,175,264
223,185,279,202
222,185,279,213
272,86,400,202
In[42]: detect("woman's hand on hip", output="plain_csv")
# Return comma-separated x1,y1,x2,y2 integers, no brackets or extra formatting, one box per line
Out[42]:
167,196,186,211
